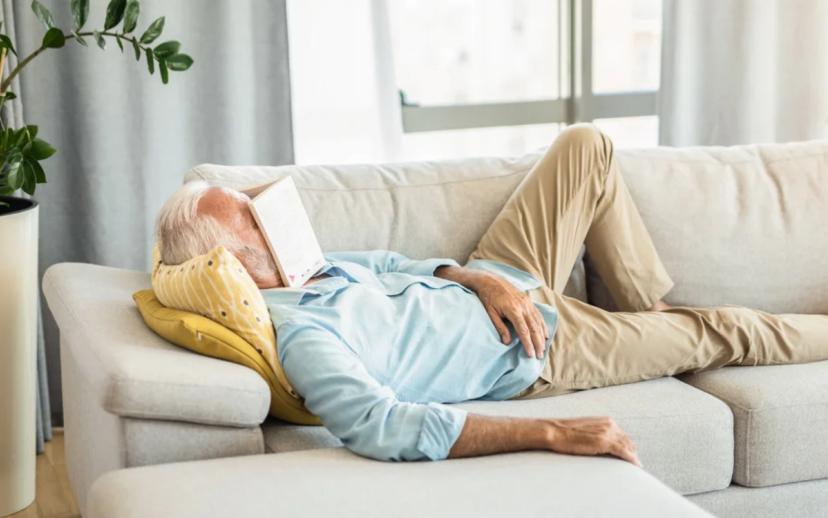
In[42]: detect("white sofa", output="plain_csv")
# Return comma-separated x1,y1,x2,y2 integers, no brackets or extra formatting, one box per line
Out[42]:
43,137,828,517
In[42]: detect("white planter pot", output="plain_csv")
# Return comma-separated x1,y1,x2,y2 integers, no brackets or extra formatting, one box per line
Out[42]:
0,197,38,516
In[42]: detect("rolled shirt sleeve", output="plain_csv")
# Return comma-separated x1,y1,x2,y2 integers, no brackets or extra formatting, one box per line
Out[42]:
325,250,459,278
277,323,467,461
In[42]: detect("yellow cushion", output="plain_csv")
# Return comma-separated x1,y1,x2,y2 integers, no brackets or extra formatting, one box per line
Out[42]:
142,245,319,425
134,289,319,425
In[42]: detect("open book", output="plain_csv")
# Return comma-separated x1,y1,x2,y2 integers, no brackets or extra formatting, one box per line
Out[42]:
245,176,326,288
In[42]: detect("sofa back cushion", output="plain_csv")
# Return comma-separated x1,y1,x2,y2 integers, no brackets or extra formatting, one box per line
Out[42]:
185,157,588,303
587,140,828,313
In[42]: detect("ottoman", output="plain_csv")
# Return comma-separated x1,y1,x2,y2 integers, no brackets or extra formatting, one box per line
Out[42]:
87,448,714,518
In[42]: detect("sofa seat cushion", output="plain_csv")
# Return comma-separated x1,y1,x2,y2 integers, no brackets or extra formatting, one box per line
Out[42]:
262,378,733,495
87,448,714,518
680,361,828,487
43,263,271,428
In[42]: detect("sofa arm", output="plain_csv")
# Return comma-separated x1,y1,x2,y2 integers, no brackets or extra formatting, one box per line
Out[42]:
43,263,270,428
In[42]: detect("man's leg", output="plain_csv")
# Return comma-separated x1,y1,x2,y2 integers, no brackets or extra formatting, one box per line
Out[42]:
537,292,828,394
469,123,673,311
470,124,828,398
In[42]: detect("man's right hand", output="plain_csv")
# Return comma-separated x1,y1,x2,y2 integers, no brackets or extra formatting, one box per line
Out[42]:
448,414,642,467
545,416,641,467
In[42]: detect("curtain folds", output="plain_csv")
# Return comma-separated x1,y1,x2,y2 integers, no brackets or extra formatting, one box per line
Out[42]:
8,0,294,425
659,0,828,146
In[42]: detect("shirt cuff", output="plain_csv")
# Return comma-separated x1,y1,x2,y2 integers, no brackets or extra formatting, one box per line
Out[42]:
416,403,467,461
408,258,460,277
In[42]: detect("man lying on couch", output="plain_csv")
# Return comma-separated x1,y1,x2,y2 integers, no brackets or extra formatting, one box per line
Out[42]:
155,125,828,467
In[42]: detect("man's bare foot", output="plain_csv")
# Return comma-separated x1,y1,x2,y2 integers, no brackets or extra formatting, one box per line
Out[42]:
647,300,671,312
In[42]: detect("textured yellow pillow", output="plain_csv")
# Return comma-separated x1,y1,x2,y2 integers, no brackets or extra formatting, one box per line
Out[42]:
146,245,319,425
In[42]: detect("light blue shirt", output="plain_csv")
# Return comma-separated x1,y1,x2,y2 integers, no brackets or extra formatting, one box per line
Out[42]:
262,251,558,462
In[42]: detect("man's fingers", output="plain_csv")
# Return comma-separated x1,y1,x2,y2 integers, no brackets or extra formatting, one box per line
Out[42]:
509,309,536,359
486,308,511,344
530,311,546,358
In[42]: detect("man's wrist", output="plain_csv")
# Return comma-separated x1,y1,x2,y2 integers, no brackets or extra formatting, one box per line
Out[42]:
434,265,492,293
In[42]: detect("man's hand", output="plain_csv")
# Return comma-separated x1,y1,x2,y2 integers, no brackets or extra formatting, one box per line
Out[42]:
449,414,642,467
435,266,549,359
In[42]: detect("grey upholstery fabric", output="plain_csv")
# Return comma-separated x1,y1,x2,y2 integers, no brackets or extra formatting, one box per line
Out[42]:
689,479,828,518
87,448,714,518
680,362,828,487
59,333,265,517
585,141,828,314
121,418,263,468
262,420,342,454
263,378,733,495
42,263,270,427
185,157,589,303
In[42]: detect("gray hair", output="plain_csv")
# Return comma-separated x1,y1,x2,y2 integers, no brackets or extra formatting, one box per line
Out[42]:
155,182,276,279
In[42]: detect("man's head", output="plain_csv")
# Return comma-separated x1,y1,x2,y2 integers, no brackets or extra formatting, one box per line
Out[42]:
155,181,283,288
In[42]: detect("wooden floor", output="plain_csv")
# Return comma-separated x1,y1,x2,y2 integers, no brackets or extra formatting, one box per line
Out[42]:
10,430,81,518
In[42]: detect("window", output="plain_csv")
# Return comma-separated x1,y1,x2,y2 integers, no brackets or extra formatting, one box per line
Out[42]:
287,0,662,164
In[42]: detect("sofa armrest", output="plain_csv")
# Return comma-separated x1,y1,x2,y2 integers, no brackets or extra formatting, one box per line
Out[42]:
43,263,270,427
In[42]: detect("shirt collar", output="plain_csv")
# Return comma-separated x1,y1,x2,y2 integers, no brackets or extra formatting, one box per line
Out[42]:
260,261,349,306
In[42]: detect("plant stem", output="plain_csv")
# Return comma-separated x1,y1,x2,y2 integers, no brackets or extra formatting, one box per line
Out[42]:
0,30,148,93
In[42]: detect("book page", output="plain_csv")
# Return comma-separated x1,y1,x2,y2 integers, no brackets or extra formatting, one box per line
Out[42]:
248,176,325,288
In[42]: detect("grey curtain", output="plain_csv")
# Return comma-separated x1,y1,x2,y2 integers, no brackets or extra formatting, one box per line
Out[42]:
8,0,294,425
659,0,828,146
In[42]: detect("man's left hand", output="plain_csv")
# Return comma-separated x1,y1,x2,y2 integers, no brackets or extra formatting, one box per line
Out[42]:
435,266,549,359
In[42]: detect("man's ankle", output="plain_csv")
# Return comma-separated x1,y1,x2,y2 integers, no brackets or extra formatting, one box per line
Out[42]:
647,300,671,312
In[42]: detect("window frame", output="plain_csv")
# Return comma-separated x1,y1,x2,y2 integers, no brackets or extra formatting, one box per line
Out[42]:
396,0,658,134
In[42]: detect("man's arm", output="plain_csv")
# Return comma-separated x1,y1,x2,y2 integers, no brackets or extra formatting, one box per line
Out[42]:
449,414,642,467
278,324,467,461
435,265,549,359
279,324,641,466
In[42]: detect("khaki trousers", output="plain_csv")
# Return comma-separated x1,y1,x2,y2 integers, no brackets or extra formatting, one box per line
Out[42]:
469,124,828,399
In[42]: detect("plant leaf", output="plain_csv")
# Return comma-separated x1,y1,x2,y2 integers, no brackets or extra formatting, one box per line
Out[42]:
139,16,164,44
0,34,18,57
26,138,57,161
21,160,36,195
14,127,28,147
104,0,128,30
25,125,38,140
123,0,140,33
0,185,14,197
153,40,179,59
42,27,65,49
145,47,154,74
6,155,23,190
2,91,17,102
72,31,88,47
93,30,106,50
116,36,124,52
71,0,90,30
166,53,193,72
25,157,46,183
131,37,140,60
158,57,168,84
31,0,55,30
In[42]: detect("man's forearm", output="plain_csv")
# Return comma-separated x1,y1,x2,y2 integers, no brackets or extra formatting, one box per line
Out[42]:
448,413,643,467
448,414,553,458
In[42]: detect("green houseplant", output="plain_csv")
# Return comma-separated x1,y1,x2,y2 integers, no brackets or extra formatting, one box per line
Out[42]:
0,0,193,204
0,2,193,516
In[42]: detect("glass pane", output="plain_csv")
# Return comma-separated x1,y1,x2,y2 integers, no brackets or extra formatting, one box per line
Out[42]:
592,0,662,93
401,123,561,161
389,0,561,105
592,116,659,148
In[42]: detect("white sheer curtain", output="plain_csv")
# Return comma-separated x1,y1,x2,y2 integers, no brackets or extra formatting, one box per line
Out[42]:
287,0,403,164
659,0,828,146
